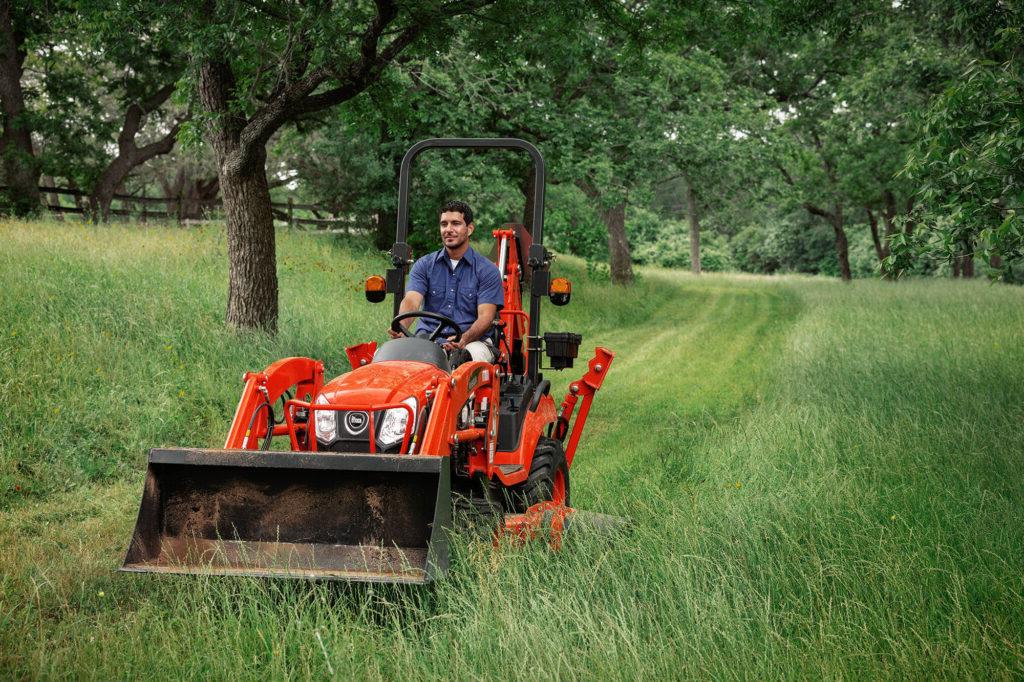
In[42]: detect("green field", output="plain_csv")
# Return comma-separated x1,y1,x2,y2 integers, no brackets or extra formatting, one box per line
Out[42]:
2,219,1023,679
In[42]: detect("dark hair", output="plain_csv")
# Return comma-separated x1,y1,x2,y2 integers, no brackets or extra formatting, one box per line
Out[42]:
440,200,473,225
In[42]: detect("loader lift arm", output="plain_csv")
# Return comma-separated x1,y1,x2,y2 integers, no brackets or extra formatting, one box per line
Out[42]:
224,357,324,450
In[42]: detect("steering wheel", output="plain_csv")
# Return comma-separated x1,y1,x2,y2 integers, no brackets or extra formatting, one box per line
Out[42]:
391,311,464,343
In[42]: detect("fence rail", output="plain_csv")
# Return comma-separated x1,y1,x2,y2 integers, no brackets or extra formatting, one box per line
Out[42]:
24,185,351,229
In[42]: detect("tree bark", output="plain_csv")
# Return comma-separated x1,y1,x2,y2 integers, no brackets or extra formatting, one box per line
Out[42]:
221,153,279,329
0,0,40,215
603,202,634,285
882,190,897,245
89,84,181,221
577,180,634,285
200,58,279,331
806,201,851,281
686,181,701,274
831,206,851,281
960,251,974,278
522,162,536,239
866,206,885,262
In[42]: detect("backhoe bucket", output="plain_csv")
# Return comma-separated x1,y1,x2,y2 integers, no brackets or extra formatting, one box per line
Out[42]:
121,449,451,584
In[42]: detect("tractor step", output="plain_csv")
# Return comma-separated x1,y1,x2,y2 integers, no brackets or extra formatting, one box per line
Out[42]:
122,449,451,584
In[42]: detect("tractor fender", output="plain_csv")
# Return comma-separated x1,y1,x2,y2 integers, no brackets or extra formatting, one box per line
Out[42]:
491,393,556,487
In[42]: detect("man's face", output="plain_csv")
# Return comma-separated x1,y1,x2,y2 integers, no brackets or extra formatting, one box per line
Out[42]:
439,211,474,250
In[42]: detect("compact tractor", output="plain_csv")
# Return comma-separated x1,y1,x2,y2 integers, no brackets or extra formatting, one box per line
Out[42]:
122,139,614,584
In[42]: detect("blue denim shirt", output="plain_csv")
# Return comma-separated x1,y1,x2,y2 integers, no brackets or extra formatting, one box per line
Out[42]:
407,246,504,339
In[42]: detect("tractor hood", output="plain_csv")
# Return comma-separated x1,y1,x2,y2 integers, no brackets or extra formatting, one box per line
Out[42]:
319,361,446,407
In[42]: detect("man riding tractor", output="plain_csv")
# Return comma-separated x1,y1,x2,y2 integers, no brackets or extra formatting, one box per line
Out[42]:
388,200,503,368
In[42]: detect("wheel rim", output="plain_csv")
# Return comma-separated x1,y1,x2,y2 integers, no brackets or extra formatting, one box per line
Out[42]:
551,468,566,505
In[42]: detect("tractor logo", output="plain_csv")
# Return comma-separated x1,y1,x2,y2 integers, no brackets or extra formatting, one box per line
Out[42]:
344,411,369,435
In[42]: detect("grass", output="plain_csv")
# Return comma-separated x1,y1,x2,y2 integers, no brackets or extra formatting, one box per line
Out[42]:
2,218,1023,678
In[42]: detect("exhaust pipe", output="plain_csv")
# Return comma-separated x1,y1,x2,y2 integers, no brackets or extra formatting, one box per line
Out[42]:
121,449,450,584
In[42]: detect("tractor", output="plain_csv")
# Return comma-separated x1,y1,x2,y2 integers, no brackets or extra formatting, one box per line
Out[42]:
122,139,614,584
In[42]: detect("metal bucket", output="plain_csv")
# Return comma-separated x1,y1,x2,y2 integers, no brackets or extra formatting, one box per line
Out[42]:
121,448,450,584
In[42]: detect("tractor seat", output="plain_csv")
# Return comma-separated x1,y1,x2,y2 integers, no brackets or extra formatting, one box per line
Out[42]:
372,336,451,372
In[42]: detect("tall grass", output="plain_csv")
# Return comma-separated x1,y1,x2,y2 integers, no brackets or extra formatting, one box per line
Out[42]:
2,219,1023,678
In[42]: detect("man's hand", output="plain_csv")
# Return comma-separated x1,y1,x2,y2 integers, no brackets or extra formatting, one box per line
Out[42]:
387,327,404,339
442,336,463,352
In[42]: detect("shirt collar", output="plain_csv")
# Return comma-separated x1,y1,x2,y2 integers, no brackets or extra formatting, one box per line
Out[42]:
433,246,478,266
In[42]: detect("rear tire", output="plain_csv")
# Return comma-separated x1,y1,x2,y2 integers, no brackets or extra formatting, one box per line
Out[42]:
513,437,570,512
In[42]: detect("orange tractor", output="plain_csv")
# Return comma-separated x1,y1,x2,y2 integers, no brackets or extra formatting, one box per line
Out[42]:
122,139,614,583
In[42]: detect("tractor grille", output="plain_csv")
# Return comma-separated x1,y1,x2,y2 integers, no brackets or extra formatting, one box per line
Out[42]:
318,410,402,455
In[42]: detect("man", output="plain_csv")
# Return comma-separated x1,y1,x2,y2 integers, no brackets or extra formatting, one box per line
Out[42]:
389,200,504,363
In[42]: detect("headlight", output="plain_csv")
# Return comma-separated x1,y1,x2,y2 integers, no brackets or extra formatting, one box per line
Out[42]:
314,394,336,442
378,397,417,448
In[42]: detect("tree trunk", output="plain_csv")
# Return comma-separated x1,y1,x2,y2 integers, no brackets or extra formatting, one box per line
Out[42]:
960,251,974,278
866,206,885,262
522,163,536,237
200,58,278,332
0,0,39,215
882,190,897,247
221,153,279,331
831,205,851,281
805,201,851,281
952,257,961,278
602,202,634,285
686,181,701,274
89,84,179,221
577,181,634,285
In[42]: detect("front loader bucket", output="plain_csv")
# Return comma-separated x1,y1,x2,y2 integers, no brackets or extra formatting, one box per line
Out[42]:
121,449,450,584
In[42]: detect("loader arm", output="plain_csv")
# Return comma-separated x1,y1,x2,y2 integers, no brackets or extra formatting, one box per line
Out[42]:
224,357,324,450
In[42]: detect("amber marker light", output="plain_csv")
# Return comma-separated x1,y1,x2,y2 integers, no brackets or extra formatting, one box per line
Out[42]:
549,277,571,306
365,275,387,303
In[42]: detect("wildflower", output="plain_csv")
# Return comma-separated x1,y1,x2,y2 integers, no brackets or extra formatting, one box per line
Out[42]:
164,344,173,351
97,590,105,598
13,484,20,492
889,514,896,521
178,389,186,398
735,482,742,489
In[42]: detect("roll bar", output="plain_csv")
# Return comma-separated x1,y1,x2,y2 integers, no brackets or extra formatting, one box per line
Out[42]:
387,138,550,381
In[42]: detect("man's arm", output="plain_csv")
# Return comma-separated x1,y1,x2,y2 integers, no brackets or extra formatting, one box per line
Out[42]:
445,303,497,350
388,290,424,338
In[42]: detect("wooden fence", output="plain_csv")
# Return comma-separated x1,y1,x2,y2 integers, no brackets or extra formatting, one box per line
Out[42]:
30,185,351,229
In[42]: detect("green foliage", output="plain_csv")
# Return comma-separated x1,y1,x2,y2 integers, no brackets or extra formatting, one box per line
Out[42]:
885,2,1023,278
890,57,1024,275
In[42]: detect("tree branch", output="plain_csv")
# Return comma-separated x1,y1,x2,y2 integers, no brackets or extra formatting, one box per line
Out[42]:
804,202,833,220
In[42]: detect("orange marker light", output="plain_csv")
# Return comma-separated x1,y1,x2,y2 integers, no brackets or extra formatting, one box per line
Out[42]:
365,275,387,303
549,277,571,306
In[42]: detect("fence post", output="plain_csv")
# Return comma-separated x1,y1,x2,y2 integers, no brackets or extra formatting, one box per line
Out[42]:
287,196,294,228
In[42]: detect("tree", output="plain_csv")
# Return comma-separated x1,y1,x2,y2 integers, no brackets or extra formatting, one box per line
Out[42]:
109,0,496,332
0,0,47,215
888,2,1023,279
742,1,959,280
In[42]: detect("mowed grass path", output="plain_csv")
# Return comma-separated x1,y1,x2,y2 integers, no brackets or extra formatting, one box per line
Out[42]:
1,220,1023,678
